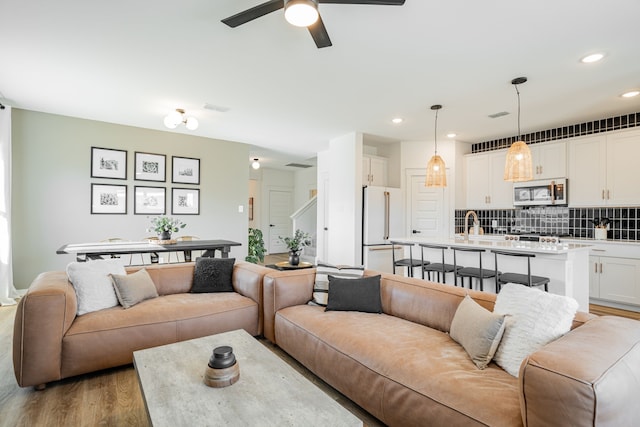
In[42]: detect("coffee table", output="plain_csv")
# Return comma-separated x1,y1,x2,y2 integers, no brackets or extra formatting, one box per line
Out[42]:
133,329,362,426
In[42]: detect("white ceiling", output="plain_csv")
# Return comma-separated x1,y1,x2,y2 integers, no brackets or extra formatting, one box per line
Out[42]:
1,0,639,168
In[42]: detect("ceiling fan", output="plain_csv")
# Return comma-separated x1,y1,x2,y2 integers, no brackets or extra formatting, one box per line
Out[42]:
221,0,406,49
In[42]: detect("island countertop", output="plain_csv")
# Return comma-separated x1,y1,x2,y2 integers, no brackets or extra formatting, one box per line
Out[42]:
389,235,592,255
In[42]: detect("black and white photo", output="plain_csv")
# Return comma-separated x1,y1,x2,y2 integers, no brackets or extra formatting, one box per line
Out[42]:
91,147,127,179
91,184,127,214
171,188,199,215
172,156,200,185
135,152,166,182
134,186,166,215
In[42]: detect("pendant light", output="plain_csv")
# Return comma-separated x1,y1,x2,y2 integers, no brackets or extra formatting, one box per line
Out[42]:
504,77,533,182
425,104,447,187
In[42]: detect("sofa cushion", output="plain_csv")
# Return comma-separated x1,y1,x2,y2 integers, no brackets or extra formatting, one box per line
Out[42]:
311,262,364,306
325,275,382,313
191,257,235,293
493,283,578,377
66,259,125,315
450,295,506,369
274,305,522,426
110,268,159,309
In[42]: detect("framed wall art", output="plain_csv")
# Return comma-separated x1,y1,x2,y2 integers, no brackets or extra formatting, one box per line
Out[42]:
91,184,127,214
172,156,200,185
172,188,200,215
135,152,166,182
134,186,166,215
91,147,127,179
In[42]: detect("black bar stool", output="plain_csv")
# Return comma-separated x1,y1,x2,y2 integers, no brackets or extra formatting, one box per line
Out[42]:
390,241,424,278
419,244,462,284
451,246,499,292
492,250,550,292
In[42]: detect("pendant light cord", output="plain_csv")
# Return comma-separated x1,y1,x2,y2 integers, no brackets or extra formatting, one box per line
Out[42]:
434,108,439,155
514,83,521,140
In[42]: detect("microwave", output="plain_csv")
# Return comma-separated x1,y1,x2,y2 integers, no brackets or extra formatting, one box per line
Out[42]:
513,178,567,206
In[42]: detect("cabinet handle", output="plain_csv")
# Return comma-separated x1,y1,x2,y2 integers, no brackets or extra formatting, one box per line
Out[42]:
602,190,605,200
594,263,598,274
600,263,603,274
606,189,610,200
539,165,543,174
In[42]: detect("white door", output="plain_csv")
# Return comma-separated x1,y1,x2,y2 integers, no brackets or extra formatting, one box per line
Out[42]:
409,174,446,238
320,176,330,262
267,190,292,253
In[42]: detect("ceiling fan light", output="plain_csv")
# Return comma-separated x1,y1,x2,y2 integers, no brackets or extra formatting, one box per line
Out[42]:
504,140,533,182
285,0,319,27
185,116,199,130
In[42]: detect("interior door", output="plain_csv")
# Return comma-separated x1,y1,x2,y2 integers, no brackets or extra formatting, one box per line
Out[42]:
267,190,292,253
409,174,446,237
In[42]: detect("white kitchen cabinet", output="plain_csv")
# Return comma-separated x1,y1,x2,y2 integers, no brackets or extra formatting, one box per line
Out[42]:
568,129,640,207
465,150,512,208
590,256,640,305
531,140,566,179
363,155,388,186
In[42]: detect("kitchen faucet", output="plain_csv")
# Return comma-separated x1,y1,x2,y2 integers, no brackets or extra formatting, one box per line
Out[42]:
464,210,479,241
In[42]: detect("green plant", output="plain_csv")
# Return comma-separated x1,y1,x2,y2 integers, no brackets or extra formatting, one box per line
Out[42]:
147,216,186,234
279,229,311,252
246,228,266,264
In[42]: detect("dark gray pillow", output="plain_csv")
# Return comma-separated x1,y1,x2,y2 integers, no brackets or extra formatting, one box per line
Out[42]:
325,275,382,313
191,257,235,293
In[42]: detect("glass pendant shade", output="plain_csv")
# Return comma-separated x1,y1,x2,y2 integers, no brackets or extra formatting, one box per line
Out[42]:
425,154,447,187
504,140,533,181
185,116,199,130
251,159,260,170
285,0,319,27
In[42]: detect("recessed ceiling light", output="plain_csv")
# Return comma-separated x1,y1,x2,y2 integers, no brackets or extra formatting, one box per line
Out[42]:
391,117,403,124
621,90,640,98
446,133,457,138
580,53,604,63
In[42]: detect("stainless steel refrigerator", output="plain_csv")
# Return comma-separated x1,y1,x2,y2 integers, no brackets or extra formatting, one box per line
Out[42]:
361,186,404,273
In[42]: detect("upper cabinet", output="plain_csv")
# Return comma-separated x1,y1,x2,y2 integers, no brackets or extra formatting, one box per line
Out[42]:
465,150,512,208
363,155,388,187
568,129,640,206
530,140,566,179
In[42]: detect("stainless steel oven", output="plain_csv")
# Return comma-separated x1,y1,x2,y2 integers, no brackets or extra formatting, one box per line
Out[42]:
513,178,567,206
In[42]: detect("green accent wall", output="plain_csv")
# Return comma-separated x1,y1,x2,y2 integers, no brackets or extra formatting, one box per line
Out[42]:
11,109,249,289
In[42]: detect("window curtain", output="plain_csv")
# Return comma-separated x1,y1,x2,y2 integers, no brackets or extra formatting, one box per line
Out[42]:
0,105,18,305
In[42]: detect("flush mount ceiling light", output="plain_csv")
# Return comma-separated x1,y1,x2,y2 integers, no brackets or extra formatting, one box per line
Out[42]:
164,109,199,130
580,53,604,63
622,90,640,98
447,133,457,138
504,77,533,182
425,104,446,188
284,0,319,27
251,158,261,170
392,117,403,124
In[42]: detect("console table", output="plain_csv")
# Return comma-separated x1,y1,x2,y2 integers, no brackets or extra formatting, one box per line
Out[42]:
57,239,241,262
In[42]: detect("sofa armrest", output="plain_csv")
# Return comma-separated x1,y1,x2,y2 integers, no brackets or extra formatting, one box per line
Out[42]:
232,262,272,335
519,316,640,426
13,271,78,388
263,269,316,343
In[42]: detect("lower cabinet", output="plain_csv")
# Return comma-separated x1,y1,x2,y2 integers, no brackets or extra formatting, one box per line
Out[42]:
590,255,640,306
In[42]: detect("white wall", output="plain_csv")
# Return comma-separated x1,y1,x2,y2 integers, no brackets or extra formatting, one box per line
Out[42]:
293,167,317,210
11,109,250,289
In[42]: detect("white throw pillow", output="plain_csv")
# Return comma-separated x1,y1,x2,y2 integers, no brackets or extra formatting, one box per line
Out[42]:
493,284,578,377
67,259,126,315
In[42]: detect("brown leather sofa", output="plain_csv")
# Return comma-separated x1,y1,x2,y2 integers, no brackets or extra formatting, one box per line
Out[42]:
263,268,640,427
13,261,271,389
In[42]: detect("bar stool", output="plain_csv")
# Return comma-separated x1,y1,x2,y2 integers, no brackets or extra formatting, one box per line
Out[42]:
451,247,499,292
419,244,462,284
390,241,424,278
492,250,550,292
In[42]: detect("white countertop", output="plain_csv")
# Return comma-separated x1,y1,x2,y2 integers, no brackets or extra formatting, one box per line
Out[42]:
390,235,592,255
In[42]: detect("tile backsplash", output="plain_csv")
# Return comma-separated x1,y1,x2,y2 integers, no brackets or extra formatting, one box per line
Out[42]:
455,207,639,241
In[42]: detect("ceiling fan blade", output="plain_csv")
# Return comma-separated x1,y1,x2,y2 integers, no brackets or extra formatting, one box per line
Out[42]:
308,14,332,49
318,0,405,5
221,0,284,28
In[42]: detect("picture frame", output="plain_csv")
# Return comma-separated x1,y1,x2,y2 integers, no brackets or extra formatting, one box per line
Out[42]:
91,147,127,179
172,188,200,215
135,152,166,182
91,184,127,214
134,186,166,215
172,156,200,185
248,197,254,221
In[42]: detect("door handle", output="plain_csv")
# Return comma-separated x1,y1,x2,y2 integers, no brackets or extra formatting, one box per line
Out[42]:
269,224,275,227
412,230,421,234
324,227,328,231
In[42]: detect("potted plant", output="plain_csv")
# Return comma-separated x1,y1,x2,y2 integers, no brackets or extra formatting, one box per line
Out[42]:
589,217,610,240
279,229,311,266
246,228,266,264
148,216,186,241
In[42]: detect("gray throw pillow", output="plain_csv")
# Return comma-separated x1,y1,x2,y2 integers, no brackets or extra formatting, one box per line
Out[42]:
450,295,506,370
325,275,382,313
110,268,159,309
191,257,235,293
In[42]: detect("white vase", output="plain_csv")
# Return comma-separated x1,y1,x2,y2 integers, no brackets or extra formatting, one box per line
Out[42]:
594,228,607,240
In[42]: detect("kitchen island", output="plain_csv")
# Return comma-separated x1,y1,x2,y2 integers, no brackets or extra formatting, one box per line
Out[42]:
390,235,592,311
